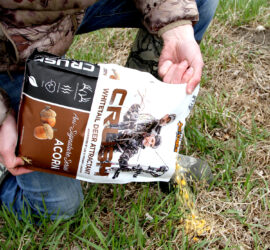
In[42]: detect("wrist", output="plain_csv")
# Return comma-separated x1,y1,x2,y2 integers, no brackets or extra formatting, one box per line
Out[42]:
0,88,11,126
161,24,195,43
158,20,192,37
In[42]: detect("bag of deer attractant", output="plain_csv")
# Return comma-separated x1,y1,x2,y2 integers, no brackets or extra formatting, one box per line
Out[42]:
17,50,199,184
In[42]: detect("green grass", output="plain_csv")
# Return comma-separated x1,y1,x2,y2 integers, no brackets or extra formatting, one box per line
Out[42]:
0,185,188,249
1,0,270,249
217,0,270,26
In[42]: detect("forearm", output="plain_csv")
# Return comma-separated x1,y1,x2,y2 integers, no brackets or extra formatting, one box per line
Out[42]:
161,24,195,44
0,88,11,126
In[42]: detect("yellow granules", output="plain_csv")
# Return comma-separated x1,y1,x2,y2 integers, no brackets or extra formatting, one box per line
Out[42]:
21,156,32,165
175,158,210,239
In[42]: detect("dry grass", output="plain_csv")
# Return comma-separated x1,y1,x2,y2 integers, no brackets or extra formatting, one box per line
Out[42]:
1,5,269,249
69,20,270,248
67,17,270,247
191,19,270,248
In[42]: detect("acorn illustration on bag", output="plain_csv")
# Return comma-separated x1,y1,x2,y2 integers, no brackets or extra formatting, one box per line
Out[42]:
34,123,54,140
33,106,57,140
40,106,57,127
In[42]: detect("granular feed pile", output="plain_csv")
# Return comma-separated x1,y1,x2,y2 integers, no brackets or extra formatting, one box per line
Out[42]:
175,157,211,240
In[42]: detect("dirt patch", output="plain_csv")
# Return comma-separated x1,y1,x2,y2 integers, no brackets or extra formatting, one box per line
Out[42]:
194,21,270,248
205,24,270,130
234,27,270,46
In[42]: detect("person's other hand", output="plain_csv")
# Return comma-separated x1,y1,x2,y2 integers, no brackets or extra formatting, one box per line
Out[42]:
159,24,204,94
0,113,33,176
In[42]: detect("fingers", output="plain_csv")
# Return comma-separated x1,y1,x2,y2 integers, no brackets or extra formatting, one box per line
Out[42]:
8,166,33,176
162,60,189,84
158,60,172,78
160,60,202,94
0,113,33,176
1,153,33,176
186,62,203,94
182,67,194,84
2,150,20,168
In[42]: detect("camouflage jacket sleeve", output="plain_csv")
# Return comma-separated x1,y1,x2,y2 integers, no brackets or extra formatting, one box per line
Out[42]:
0,0,94,72
133,0,199,34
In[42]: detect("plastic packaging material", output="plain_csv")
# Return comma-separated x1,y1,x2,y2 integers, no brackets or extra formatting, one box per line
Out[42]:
18,50,199,184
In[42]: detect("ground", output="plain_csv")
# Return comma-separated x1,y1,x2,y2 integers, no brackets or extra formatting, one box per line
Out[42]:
0,3,269,249
193,22,270,248
68,22,270,248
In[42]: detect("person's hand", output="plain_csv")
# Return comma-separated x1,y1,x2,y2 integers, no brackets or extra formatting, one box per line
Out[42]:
159,24,204,94
0,113,33,176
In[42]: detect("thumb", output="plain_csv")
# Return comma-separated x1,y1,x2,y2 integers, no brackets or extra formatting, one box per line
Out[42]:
3,152,22,169
15,157,25,167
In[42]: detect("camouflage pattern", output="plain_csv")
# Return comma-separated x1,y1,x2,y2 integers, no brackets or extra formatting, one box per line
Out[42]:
133,0,199,33
0,13,84,72
0,163,9,187
0,0,98,26
108,103,160,135
0,0,198,73
0,0,95,72
103,103,163,178
126,28,163,80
